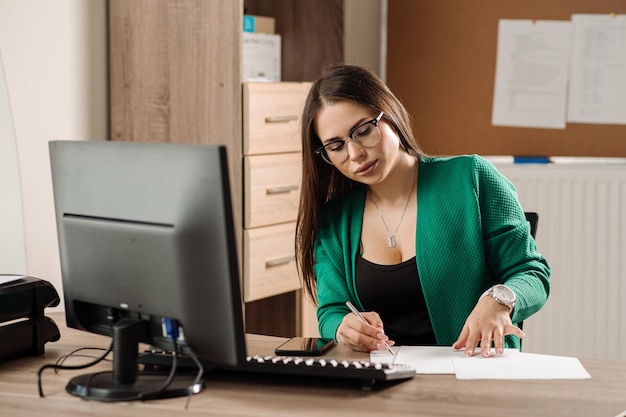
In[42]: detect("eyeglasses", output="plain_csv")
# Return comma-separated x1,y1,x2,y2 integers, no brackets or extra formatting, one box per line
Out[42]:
314,112,384,165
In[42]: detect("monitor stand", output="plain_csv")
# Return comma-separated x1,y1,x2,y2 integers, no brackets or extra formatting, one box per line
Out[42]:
66,317,204,402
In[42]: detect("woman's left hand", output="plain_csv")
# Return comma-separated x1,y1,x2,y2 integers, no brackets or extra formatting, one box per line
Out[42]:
452,296,525,357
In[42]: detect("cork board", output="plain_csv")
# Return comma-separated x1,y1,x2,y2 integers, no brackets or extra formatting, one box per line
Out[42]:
387,0,626,157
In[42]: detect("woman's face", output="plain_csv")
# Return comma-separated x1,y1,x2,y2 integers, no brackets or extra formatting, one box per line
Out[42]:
314,101,402,185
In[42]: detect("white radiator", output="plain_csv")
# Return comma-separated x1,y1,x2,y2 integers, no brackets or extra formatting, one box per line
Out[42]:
494,160,626,360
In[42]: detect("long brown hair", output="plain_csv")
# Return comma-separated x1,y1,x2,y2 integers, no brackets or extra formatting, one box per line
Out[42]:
295,64,424,303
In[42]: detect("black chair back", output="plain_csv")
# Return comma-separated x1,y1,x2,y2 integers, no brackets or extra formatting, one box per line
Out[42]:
517,212,539,348
525,212,539,238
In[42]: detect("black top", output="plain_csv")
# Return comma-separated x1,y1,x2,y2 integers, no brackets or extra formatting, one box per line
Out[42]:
355,255,436,345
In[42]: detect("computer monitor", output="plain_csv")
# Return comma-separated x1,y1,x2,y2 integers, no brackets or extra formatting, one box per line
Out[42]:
49,140,246,401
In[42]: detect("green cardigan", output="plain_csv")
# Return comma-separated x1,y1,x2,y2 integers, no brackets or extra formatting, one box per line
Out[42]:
314,155,550,349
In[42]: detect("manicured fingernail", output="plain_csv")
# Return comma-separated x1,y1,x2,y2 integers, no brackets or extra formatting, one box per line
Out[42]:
465,349,473,357
496,347,504,355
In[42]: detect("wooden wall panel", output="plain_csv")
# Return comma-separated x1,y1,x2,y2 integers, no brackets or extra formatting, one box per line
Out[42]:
108,0,243,253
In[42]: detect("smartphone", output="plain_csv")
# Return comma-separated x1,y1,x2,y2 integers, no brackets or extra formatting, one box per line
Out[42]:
274,337,335,356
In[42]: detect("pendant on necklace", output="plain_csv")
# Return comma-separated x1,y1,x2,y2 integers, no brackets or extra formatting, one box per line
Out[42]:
387,235,397,248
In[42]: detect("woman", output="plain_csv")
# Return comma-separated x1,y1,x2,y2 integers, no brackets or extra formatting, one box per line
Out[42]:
295,64,550,357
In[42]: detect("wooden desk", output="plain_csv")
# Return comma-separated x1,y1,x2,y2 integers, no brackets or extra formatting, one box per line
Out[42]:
1,312,625,417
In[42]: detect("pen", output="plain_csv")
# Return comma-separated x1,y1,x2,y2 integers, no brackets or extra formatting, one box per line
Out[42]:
345,301,395,356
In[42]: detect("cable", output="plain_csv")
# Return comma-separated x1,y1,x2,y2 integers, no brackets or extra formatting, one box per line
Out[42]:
36,340,114,398
184,347,205,409
135,346,179,401
53,347,112,372
37,318,204,407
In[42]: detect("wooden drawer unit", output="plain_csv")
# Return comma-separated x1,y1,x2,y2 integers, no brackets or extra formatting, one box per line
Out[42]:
244,153,302,229
242,82,310,307
243,82,311,155
243,222,301,302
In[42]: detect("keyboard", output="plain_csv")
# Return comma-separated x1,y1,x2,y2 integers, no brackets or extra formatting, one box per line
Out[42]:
240,354,415,384
139,350,415,388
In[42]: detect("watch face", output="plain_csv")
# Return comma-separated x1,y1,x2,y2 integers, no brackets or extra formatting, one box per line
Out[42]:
493,285,515,304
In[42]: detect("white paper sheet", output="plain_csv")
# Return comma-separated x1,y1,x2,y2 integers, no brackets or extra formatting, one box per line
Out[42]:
371,346,456,374
567,14,626,125
453,352,591,380
491,19,572,129
371,346,591,380
371,346,518,375
0,274,25,285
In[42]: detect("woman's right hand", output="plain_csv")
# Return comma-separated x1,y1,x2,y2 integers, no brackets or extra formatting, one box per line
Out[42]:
336,310,395,352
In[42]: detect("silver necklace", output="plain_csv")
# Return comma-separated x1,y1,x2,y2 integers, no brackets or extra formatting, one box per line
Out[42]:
368,177,415,248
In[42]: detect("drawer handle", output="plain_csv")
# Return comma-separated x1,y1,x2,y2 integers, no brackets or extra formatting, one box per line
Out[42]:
266,185,299,195
265,115,298,123
265,255,295,268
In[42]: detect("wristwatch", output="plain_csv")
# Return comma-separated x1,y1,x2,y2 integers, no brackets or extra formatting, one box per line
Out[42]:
481,284,516,313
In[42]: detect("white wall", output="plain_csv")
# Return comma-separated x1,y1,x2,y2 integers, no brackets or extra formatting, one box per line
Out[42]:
0,0,108,309
0,52,26,274
344,0,387,79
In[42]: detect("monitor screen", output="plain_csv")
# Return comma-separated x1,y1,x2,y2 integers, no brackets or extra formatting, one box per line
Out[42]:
49,140,246,401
